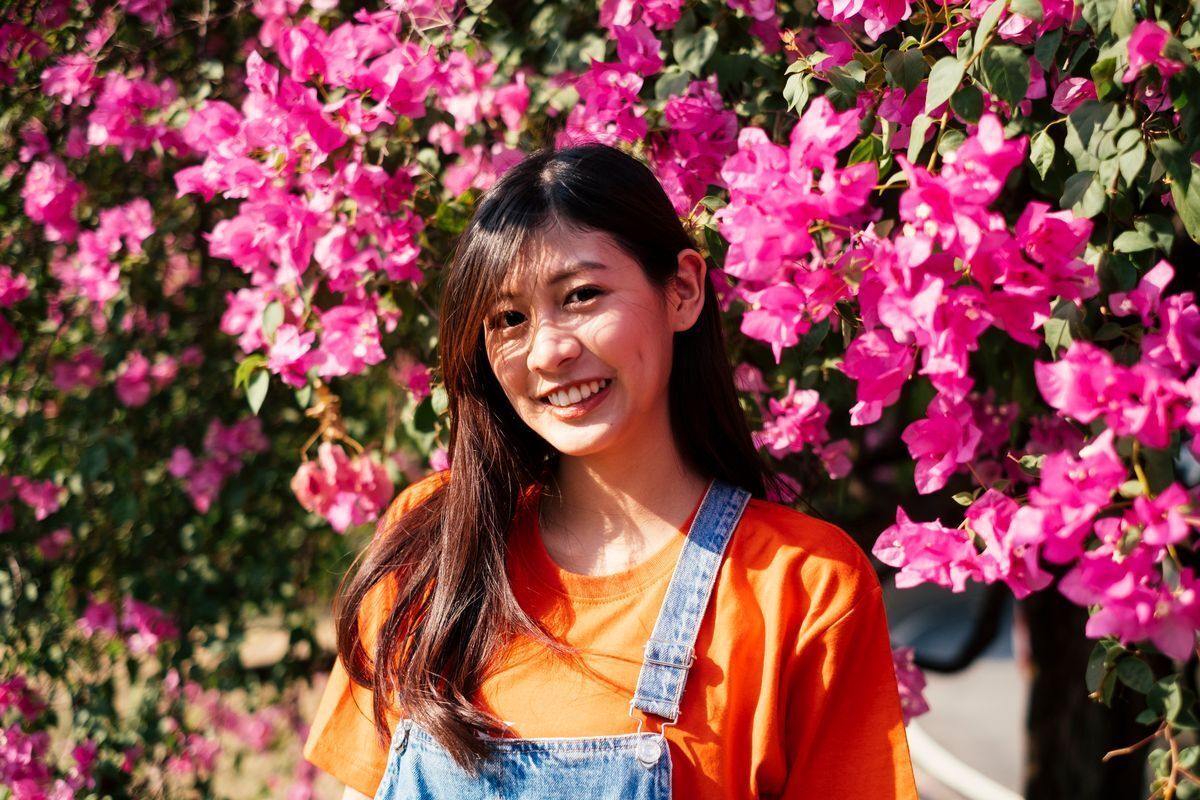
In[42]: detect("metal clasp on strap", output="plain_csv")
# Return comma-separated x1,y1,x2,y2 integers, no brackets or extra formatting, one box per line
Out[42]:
628,702,672,769
642,640,695,669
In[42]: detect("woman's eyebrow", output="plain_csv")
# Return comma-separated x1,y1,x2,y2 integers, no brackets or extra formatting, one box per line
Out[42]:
495,261,607,300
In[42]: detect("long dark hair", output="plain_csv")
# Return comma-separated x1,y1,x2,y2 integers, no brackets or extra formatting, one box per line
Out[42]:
334,143,773,770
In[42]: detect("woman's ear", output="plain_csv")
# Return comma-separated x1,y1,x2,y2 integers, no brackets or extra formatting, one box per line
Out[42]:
667,248,707,332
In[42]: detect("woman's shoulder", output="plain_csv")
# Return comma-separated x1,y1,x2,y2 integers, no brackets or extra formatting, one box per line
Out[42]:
726,497,882,624
376,469,451,532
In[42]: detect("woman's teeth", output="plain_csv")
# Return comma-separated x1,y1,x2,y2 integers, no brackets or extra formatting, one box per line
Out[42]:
546,378,611,407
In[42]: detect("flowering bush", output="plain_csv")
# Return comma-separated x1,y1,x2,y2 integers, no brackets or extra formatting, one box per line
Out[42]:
2,0,1199,795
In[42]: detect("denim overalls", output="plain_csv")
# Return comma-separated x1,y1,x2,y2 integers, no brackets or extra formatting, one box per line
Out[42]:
374,480,751,799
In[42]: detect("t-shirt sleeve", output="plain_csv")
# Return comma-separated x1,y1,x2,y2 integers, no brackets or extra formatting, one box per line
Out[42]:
303,471,449,796
779,577,919,798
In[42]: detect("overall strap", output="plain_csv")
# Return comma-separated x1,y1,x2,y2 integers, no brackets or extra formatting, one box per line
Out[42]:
630,479,751,723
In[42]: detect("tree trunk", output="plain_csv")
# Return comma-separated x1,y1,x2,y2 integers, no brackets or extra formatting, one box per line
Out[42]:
1023,589,1150,799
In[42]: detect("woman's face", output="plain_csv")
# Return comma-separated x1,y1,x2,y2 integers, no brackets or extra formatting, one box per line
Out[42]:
483,225,695,460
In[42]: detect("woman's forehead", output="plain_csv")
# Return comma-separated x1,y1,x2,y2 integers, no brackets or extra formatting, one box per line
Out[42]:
495,227,629,298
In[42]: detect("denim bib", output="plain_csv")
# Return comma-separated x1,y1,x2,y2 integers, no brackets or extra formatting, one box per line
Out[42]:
373,480,751,800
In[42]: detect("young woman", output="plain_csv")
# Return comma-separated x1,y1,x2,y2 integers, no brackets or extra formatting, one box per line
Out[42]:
304,144,918,799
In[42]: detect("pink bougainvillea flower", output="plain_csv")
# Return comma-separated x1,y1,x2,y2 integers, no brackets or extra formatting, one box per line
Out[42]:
41,53,98,106
1123,21,1185,83
51,346,103,392
563,62,648,146
36,528,72,560
390,352,432,403
267,324,318,389
599,0,683,29
756,380,832,457
841,330,915,426
891,646,930,725
290,442,394,533
1050,77,1097,114
1109,259,1174,326
901,393,983,494
77,598,120,638
873,507,981,591
14,477,65,520
1060,544,1200,660
1028,430,1127,563
0,266,30,308
1131,483,1192,548
1033,340,1118,424
613,22,664,76
315,304,386,379
1142,292,1200,376
21,156,82,242
115,351,152,407
122,597,179,654
739,283,810,363
0,314,20,364
965,490,1054,598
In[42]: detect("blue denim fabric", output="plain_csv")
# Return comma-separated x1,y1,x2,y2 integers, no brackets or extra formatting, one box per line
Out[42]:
373,480,751,800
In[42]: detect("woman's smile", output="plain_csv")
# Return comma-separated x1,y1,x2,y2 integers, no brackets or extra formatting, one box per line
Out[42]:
538,377,614,419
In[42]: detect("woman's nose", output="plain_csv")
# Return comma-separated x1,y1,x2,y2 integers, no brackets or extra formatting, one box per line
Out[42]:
526,318,581,373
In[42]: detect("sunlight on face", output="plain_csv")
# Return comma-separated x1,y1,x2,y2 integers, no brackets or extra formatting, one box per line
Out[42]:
483,225,676,460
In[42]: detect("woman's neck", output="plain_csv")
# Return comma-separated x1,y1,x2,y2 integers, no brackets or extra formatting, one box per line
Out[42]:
537,433,710,576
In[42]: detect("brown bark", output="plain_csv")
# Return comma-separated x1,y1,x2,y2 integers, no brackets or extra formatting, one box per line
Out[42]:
1022,589,1150,799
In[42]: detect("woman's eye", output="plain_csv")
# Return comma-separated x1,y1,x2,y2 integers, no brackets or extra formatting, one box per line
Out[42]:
566,287,603,305
492,310,526,329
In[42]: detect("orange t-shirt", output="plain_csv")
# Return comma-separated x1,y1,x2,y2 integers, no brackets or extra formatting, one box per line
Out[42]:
305,472,917,798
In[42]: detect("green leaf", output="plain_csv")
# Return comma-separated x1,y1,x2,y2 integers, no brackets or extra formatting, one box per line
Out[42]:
981,45,1031,106
431,385,449,416
1119,142,1147,184
1115,656,1155,694
1154,139,1200,242
952,491,977,506
1011,0,1044,21
246,370,269,415
1113,230,1154,252
1110,0,1135,36
1136,708,1161,725
950,84,984,122
783,72,812,113
907,113,935,163
234,354,267,391
1061,170,1107,218
1030,129,1057,178
1118,478,1146,498
1043,317,1074,356
1091,57,1118,100
295,383,312,409
1065,101,1115,171
884,48,929,93
262,301,284,343
1034,27,1063,70
926,57,964,113
673,27,718,75
1018,453,1046,471
848,136,884,165
655,66,692,100
938,129,967,154
1081,0,1117,33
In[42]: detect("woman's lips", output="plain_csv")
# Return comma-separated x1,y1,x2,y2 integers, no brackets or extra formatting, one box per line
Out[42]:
542,379,613,420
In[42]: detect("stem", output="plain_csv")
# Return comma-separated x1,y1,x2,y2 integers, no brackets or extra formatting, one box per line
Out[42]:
1132,440,1152,496
1102,726,1163,762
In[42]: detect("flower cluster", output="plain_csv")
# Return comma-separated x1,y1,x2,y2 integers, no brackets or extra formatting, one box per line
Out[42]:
78,595,179,654
290,442,394,533
168,417,271,513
